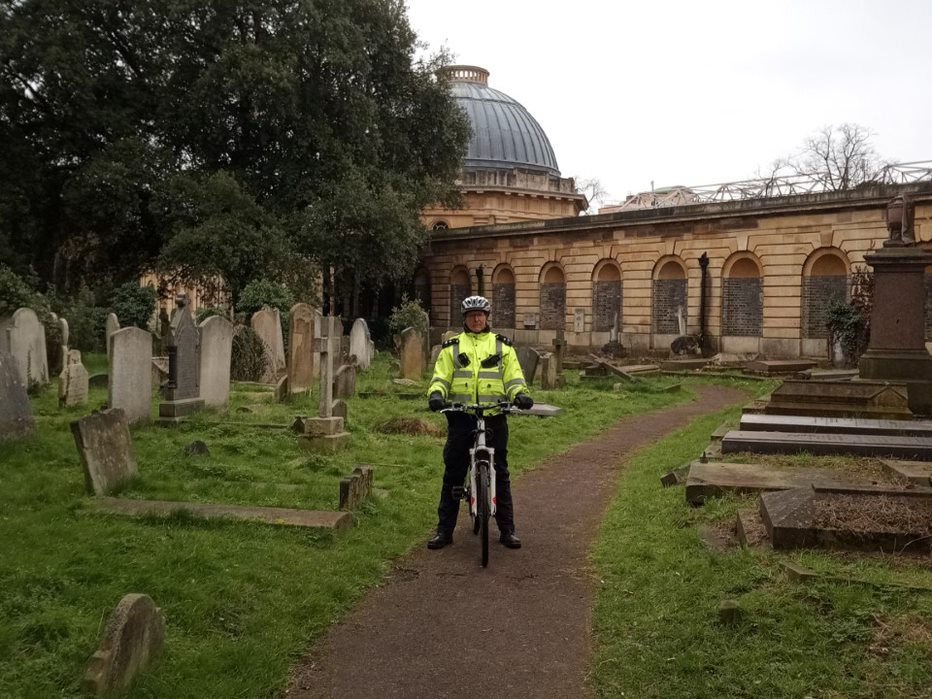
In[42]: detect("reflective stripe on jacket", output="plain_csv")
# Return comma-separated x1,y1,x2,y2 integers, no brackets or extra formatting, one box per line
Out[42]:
428,331,528,414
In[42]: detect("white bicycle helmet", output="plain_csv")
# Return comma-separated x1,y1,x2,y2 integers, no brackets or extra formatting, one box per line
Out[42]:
461,295,492,316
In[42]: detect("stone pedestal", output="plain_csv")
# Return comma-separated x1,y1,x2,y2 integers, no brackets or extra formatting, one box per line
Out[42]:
299,416,350,451
158,397,205,423
858,246,932,413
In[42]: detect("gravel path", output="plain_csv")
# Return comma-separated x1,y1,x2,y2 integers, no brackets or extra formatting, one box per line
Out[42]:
287,386,746,698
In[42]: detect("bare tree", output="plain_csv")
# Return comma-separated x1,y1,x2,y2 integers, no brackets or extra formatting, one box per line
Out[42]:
788,123,884,191
575,177,608,214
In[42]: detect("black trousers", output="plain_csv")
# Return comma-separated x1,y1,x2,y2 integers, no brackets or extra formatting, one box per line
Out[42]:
436,412,515,535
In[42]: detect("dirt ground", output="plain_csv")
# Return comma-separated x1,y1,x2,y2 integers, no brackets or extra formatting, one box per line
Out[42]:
286,385,746,699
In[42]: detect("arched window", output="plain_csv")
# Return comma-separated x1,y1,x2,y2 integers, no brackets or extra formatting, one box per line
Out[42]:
652,258,687,334
722,255,763,336
449,267,471,327
539,264,566,331
592,261,623,332
432,220,449,231
802,251,848,339
492,265,516,329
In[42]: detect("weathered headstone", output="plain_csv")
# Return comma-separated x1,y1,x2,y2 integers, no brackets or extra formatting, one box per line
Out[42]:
0,307,49,387
288,303,315,394
251,308,286,383
515,346,540,386
109,327,153,425
47,314,67,376
333,364,357,399
275,374,289,402
539,351,560,390
71,408,139,495
59,349,89,407
349,318,373,370
105,313,121,360
159,299,203,421
198,315,233,410
0,350,34,438
332,398,348,423
552,328,566,373
339,465,374,510
82,593,165,697
399,327,425,380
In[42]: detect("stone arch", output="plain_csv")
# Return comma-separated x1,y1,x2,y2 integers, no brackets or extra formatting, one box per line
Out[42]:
592,259,623,332
539,262,566,331
801,248,849,339
721,252,763,337
652,256,688,334
491,264,516,329
449,266,472,327
431,220,449,231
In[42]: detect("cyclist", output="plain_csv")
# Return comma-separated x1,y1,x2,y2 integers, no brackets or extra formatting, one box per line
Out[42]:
426,295,533,550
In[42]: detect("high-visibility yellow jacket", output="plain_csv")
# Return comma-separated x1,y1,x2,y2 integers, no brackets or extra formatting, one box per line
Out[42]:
428,330,528,413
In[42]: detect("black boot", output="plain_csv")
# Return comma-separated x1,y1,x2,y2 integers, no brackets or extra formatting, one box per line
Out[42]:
499,531,522,549
427,531,453,550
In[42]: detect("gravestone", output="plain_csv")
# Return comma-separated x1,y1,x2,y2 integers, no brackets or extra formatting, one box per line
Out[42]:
332,398,348,423
159,299,203,421
0,307,49,386
82,593,165,697
288,303,315,394
339,465,374,510
251,307,286,383
105,313,120,360
539,351,560,390
552,328,566,373
574,309,585,333
350,318,373,370
0,350,34,438
333,364,356,399
198,315,233,410
71,408,139,495
515,346,540,386
399,327,425,380
59,349,89,407
109,327,153,425
299,316,350,451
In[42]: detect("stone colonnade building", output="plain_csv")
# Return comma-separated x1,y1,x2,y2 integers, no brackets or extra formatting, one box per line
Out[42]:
419,183,932,358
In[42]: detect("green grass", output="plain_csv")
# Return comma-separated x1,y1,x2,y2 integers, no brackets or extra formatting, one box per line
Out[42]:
0,354,746,697
591,406,932,699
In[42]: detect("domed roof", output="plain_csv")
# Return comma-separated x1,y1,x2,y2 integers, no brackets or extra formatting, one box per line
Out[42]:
445,66,560,176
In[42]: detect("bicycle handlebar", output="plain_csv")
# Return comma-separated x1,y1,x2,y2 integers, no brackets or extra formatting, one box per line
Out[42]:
440,401,514,414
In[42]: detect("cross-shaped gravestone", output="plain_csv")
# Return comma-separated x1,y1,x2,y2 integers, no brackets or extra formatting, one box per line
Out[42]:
299,316,350,452
552,327,567,373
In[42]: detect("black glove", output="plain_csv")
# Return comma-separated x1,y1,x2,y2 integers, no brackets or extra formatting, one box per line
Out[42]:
514,393,533,410
428,392,446,412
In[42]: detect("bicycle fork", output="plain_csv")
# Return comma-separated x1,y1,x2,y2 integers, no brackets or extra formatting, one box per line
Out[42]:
468,445,497,518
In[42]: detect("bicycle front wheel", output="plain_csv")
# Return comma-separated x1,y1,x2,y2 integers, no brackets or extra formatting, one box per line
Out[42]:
477,464,490,567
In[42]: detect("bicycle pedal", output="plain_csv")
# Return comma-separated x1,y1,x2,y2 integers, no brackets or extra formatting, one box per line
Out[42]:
451,486,465,500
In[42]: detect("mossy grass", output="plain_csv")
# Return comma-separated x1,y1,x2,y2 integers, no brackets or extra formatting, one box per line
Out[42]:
0,353,755,697
592,406,932,698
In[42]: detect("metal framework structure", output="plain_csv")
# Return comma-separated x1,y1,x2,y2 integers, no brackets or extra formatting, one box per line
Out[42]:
604,160,932,212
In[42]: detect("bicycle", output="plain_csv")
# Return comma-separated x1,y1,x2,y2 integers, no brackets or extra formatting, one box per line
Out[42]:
441,401,512,568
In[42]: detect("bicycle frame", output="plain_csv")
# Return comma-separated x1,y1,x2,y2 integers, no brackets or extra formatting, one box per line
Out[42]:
468,410,496,520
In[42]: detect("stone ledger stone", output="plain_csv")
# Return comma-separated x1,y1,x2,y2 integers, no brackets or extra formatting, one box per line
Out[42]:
0,350,34,438
198,315,233,410
109,327,153,425
83,594,165,697
71,408,139,495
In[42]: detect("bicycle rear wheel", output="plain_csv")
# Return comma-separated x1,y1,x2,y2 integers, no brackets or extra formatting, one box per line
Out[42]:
477,464,490,567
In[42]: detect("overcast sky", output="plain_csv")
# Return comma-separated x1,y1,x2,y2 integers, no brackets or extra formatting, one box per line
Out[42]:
405,0,932,206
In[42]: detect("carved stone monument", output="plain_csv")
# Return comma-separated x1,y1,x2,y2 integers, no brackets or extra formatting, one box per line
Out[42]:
859,195,932,414
71,408,139,495
109,327,153,425
198,315,233,410
158,298,204,422
288,303,315,394
349,318,374,370
251,307,286,384
298,316,349,451
399,327,425,380
59,349,89,407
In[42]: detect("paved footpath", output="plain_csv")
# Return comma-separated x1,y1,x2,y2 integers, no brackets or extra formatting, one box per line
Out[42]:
287,386,746,698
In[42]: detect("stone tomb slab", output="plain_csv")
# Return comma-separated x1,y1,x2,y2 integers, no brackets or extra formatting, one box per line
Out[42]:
660,358,711,371
721,430,932,459
880,459,932,486
740,413,932,438
88,496,353,529
744,359,818,375
765,380,911,418
685,461,856,505
83,593,165,697
71,409,139,495
760,486,932,553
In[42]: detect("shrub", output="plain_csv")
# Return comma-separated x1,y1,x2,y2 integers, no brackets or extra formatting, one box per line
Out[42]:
110,282,158,330
195,307,226,323
388,294,428,338
236,279,295,321
61,288,108,353
231,326,268,381
826,301,869,366
0,265,35,318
